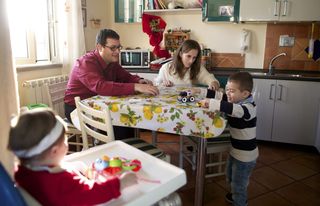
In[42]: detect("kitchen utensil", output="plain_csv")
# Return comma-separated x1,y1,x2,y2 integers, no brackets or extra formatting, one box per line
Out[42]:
305,23,314,59
304,23,320,61
312,39,320,61
308,23,314,58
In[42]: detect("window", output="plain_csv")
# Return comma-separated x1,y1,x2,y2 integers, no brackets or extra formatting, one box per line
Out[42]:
6,0,59,65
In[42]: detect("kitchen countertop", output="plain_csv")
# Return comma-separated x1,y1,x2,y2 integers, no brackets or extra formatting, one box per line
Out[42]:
126,68,320,82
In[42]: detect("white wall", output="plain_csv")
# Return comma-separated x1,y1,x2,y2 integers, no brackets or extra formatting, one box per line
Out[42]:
84,0,110,51
16,0,268,106
103,1,267,69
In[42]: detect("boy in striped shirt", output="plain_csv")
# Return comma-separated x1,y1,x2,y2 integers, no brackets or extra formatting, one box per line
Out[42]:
196,72,258,206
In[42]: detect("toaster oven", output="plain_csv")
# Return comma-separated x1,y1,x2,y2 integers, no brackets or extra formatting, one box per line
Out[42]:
119,50,150,68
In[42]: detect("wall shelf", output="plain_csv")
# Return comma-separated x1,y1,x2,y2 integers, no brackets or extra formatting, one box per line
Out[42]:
165,32,190,52
143,8,201,14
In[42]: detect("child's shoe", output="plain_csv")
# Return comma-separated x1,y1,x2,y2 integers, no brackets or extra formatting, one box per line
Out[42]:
225,193,248,205
225,192,233,204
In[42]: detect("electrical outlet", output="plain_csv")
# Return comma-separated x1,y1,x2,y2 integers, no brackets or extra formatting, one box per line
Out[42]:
279,35,295,47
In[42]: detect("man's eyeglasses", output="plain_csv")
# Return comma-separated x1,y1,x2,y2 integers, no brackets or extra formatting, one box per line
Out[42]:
103,45,122,52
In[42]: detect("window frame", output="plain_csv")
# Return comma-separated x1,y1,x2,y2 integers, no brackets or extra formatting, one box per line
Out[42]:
8,0,60,66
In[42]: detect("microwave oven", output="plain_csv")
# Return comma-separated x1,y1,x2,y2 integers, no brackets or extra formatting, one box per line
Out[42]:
119,50,150,68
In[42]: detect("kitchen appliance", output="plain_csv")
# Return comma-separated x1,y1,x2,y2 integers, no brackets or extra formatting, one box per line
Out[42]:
119,49,150,68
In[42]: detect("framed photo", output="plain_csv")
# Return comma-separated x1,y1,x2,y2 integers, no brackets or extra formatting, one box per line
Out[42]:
81,0,86,7
82,8,87,27
219,6,234,16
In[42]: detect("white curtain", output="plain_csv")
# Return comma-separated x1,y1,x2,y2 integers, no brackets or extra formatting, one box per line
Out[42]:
59,0,86,74
0,0,19,174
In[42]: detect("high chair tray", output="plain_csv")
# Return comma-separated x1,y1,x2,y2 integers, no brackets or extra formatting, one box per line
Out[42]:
63,141,186,206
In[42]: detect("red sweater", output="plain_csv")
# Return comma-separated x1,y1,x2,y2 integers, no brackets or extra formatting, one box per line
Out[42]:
15,165,121,206
64,50,141,105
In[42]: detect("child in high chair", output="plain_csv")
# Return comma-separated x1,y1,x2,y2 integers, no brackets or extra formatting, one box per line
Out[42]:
8,108,137,206
195,72,258,206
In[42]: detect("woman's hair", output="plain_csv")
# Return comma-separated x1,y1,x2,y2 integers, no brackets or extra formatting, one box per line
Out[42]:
228,72,253,92
170,39,202,81
96,29,120,45
8,108,65,164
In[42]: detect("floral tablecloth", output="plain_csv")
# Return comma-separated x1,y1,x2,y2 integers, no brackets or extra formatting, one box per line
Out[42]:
81,86,226,138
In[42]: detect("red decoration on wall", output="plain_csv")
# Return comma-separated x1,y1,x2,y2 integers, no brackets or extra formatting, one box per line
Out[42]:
142,13,170,59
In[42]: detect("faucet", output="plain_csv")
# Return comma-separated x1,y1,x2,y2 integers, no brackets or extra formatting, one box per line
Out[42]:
268,53,286,75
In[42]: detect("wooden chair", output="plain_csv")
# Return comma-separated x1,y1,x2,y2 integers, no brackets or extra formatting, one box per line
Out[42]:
74,97,169,161
179,129,231,178
45,82,88,152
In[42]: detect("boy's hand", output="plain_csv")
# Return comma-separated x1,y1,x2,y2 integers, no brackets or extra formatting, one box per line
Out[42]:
198,99,209,108
208,81,220,91
120,172,138,190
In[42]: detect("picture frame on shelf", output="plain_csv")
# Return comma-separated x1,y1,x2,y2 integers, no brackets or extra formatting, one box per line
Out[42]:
219,6,234,16
82,8,87,27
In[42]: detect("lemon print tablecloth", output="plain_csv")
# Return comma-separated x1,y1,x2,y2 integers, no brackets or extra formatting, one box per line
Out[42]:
81,86,226,138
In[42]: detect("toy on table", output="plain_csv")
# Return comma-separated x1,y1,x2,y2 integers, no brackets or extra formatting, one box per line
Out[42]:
196,101,203,107
177,90,195,103
89,156,142,178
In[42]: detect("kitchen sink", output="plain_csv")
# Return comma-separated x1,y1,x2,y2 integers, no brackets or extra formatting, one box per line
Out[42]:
250,72,302,78
273,73,302,77
249,72,269,76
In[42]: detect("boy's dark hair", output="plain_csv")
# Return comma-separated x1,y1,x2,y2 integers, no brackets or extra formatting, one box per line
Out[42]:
96,29,120,45
228,72,253,92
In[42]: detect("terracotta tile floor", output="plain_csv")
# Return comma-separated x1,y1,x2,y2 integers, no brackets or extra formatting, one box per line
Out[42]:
140,131,320,206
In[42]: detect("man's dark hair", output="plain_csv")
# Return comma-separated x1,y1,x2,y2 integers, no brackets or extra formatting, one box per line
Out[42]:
96,29,120,45
228,72,253,92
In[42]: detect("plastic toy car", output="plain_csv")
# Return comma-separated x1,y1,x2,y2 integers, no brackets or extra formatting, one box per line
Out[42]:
177,90,195,103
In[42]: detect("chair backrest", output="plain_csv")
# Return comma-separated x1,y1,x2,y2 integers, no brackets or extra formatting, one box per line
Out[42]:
0,163,27,206
45,81,68,118
74,96,115,150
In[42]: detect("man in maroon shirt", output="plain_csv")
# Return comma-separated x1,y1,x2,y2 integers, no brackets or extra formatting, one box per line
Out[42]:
64,29,159,139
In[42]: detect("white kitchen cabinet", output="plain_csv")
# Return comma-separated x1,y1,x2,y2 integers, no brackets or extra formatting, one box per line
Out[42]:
115,0,143,23
239,0,320,22
253,78,320,146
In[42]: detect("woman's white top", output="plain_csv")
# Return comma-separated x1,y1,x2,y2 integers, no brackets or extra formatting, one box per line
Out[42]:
154,62,218,86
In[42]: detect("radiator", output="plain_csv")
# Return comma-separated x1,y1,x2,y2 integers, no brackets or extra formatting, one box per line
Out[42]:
22,75,69,107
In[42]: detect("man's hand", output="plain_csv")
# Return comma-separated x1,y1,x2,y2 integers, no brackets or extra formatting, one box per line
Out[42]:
138,78,153,85
134,83,159,95
208,80,220,90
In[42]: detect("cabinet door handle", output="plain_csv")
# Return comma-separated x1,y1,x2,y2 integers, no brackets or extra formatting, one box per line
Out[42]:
274,0,280,16
282,0,288,16
269,84,275,100
277,84,283,100
139,5,142,19
203,2,208,20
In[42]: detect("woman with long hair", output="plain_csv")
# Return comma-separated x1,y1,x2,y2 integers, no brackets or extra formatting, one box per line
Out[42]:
154,39,220,90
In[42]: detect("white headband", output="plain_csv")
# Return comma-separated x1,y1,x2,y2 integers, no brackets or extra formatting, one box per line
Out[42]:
13,116,65,158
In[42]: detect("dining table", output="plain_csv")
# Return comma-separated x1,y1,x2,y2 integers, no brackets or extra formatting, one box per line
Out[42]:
74,86,227,206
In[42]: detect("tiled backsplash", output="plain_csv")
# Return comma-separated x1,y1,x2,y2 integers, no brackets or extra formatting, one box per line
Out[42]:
264,23,320,71
210,53,245,69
